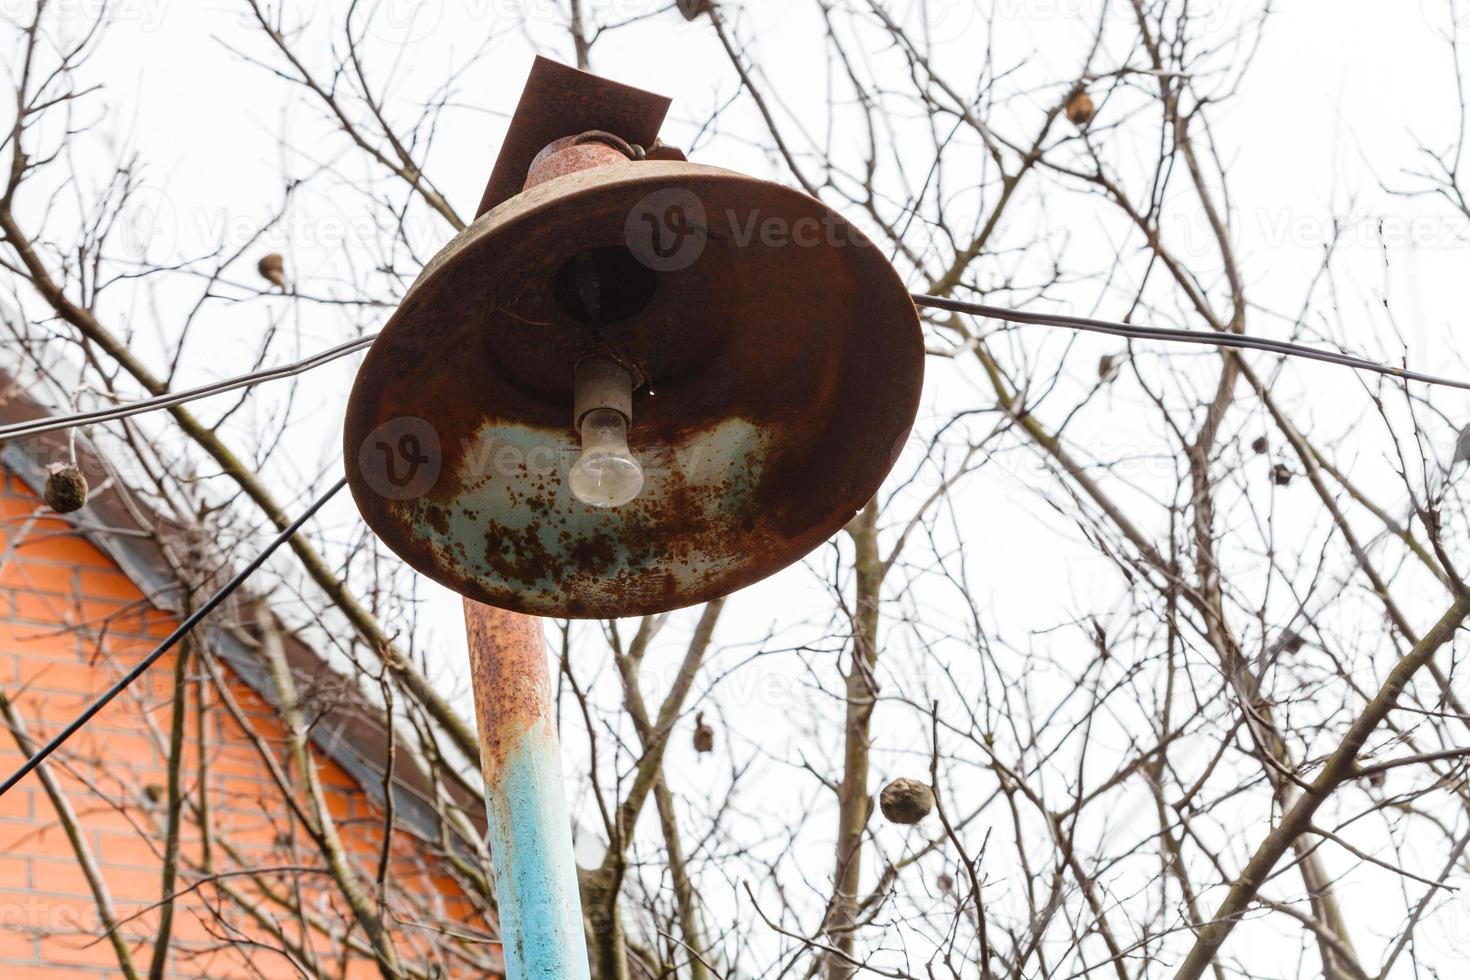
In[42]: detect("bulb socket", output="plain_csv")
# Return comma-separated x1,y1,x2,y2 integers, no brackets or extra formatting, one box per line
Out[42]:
573,355,637,428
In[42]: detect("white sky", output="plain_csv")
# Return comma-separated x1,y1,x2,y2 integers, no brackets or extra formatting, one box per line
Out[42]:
14,0,1470,973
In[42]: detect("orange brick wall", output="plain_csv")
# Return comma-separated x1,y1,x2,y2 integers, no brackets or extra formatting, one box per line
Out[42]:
0,466,498,978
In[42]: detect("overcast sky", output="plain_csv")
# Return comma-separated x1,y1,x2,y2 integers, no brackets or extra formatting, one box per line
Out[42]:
16,0,1470,971
75,0,1470,651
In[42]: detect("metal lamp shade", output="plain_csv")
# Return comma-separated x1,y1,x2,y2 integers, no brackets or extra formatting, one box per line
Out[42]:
344,160,923,618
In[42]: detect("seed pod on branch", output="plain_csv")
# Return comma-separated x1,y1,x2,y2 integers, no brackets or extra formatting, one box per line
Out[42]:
43,464,88,513
1251,436,1269,455
257,252,287,290
1065,88,1095,127
1272,462,1293,486
879,778,934,825
692,711,714,754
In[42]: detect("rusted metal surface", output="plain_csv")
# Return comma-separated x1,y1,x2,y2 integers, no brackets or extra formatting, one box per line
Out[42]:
643,139,688,162
464,602,552,778
525,136,631,191
344,158,924,618
476,57,672,218
464,600,588,978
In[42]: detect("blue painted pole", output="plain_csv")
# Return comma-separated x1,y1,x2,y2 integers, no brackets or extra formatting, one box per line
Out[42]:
464,600,591,980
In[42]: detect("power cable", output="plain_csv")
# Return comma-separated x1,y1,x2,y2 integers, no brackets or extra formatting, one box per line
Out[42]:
0,476,348,798
912,294,1470,392
0,336,376,441
9,296,1466,446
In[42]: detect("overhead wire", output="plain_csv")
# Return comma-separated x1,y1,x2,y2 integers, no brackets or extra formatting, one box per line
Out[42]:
0,476,348,798
0,335,376,441
911,294,1470,392
2,297,1465,793
5,297,1467,448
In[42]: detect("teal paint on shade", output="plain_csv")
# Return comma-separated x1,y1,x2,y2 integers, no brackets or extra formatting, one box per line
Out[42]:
406,418,768,609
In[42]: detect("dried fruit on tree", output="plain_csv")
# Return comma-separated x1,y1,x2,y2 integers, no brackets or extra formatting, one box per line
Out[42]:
693,710,714,754
879,777,934,825
43,464,88,513
258,253,287,289
1066,89,1095,127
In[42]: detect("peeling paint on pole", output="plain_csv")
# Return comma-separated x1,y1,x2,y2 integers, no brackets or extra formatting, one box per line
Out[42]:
464,601,590,980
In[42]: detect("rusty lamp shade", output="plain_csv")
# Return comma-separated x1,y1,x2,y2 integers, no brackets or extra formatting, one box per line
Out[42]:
344,80,922,620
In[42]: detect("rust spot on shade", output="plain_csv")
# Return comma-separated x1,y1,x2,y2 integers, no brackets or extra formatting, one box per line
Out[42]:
346,157,922,618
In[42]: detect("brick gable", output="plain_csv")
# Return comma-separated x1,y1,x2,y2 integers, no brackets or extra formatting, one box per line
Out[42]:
0,464,501,978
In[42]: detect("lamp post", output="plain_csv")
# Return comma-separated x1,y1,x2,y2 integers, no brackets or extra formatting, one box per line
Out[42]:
458,126,657,980
463,602,588,978
343,58,924,978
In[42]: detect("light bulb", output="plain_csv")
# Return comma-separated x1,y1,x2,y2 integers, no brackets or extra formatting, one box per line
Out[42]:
569,356,645,508
570,407,644,508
